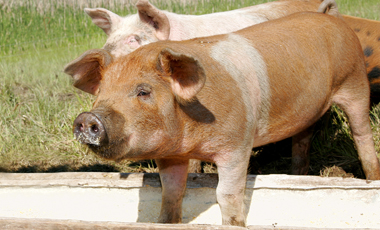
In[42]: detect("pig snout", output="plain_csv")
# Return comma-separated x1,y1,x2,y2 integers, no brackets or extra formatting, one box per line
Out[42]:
73,112,107,146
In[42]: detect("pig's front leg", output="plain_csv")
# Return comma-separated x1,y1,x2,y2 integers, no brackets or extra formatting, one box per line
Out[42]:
215,150,251,226
156,158,189,223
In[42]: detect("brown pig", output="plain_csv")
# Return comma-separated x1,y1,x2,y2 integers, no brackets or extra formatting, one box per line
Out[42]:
70,12,380,226
66,0,339,173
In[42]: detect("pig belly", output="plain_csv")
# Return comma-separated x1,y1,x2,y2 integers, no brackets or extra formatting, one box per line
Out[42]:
252,94,332,148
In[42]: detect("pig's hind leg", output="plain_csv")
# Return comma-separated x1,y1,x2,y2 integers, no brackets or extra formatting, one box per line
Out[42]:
291,125,315,175
333,75,380,180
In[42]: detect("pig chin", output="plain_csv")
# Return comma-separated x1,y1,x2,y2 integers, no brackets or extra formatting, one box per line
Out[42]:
86,136,132,161
88,130,169,161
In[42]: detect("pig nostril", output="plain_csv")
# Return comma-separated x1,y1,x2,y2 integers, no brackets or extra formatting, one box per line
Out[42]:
73,112,107,145
91,124,99,133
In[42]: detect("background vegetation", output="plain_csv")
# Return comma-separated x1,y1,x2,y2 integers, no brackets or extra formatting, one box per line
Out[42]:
1,0,380,177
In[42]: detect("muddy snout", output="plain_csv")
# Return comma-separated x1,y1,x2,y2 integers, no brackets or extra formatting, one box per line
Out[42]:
73,112,107,146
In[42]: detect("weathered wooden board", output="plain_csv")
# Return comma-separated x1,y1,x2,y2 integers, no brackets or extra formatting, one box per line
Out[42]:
1,173,379,229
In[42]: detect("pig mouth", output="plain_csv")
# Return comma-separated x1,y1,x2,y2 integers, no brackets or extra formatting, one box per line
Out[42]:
75,132,103,146
86,135,132,160
87,142,122,160
87,144,112,158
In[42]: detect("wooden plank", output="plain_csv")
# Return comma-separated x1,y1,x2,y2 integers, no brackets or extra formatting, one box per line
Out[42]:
0,218,246,230
0,218,369,230
0,172,218,189
1,173,379,228
1,172,380,189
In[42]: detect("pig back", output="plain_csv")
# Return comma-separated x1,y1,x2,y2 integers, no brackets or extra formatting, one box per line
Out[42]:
156,12,366,151
225,12,365,146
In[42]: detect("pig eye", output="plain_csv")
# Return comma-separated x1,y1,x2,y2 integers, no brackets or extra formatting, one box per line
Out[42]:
137,90,150,97
136,83,152,99
129,35,140,44
125,35,141,49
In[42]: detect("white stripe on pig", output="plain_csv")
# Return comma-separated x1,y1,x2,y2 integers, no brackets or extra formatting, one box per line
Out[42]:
210,34,271,146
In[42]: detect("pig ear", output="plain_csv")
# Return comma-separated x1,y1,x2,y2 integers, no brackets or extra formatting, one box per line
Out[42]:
64,49,113,95
136,0,170,40
159,48,206,101
84,8,122,36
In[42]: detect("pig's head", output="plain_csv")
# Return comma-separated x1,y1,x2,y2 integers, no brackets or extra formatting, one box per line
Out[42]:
85,0,170,58
65,1,171,94
71,46,206,161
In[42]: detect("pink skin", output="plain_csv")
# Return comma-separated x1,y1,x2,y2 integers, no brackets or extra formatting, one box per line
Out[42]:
81,0,338,58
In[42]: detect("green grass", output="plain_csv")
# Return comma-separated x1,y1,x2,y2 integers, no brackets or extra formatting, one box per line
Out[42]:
337,0,380,19
1,0,380,177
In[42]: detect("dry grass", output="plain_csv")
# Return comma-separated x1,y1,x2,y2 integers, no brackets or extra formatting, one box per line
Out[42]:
320,165,354,178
